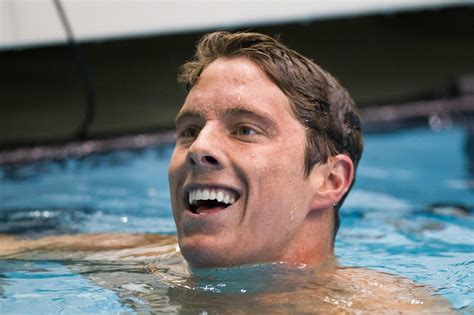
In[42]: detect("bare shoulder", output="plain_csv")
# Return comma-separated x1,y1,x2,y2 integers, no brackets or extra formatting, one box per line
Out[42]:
330,266,453,312
0,233,178,259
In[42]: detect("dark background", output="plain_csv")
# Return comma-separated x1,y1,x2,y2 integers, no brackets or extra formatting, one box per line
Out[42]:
1,6,473,147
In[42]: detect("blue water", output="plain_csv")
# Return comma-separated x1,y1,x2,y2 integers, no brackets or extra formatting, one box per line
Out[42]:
0,260,132,314
0,126,473,313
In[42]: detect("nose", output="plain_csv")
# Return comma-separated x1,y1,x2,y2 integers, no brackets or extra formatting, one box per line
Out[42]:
186,125,223,169
188,154,219,167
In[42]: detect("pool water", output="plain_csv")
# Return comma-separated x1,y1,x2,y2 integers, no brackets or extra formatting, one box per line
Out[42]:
0,126,473,313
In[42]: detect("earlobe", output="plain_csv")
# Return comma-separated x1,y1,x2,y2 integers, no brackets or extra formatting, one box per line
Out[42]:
309,154,354,210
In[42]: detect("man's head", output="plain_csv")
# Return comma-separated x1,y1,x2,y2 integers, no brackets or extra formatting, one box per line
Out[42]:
168,31,363,268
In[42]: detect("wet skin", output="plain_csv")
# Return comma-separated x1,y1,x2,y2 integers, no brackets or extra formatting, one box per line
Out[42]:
0,234,453,313
0,58,455,312
168,57,354,268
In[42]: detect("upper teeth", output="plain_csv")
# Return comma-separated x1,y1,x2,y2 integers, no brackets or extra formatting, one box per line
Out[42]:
188,188,237,206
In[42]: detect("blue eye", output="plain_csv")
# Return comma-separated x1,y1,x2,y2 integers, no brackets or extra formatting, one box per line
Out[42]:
180,127,199,138
235,126,257,136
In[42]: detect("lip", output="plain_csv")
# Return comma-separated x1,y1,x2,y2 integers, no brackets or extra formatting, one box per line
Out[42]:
181,182,242,215
182,200,239,219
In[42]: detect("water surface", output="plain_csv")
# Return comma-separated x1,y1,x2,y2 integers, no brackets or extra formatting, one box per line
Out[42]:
0,126,473,313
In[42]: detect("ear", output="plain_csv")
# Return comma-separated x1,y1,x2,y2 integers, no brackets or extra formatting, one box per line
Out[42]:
308,154,354,210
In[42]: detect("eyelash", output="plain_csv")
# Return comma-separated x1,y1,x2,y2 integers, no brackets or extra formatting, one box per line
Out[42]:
177,124,261,141
232,125,258,136
178,127,200,138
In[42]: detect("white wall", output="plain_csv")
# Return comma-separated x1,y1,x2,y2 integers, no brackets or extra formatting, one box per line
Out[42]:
0,0,471,50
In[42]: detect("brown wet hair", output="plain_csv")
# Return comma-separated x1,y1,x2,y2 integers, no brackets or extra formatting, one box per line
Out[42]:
178,31,363,239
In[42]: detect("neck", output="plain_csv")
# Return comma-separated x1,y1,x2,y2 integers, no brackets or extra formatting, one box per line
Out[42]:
277,207,335,267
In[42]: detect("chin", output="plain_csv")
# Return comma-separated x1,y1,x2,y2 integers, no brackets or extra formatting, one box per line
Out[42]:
179,236,248,268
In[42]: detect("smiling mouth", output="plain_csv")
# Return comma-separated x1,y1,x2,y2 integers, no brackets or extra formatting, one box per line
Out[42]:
186,187,239,214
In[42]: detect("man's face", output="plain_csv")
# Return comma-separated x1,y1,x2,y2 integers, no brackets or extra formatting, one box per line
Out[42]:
168,57,323,268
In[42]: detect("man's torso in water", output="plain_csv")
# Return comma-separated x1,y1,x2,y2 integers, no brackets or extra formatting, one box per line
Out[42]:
0,233,454,313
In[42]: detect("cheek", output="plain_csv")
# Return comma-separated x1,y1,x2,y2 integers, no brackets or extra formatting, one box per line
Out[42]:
256,145,306,184
248,144,308,217
168,148,188,209
168,148,186,181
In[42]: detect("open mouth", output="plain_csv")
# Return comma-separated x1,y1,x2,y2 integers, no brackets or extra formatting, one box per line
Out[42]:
186,187,239,214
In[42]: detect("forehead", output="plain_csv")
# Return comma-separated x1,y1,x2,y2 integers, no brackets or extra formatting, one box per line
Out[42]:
179,57,294,120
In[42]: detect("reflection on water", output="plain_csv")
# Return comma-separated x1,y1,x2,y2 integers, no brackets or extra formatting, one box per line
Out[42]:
466,126,474,189
0,248,454,314
0,127,473,313
0,207,96,237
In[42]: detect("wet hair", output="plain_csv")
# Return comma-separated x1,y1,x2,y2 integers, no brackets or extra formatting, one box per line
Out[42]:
178,31,363,239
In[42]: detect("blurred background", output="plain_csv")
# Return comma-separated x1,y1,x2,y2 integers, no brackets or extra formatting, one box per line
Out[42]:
0,0,473,154
1,3,473,312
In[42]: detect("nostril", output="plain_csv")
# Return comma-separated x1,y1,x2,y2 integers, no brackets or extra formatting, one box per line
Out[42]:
187,153,219,167
202,155,218,165
188,155,197,165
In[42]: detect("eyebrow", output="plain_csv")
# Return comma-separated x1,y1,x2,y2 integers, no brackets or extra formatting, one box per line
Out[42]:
174,105,278,131
225,106,277,129
175,109,204,126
